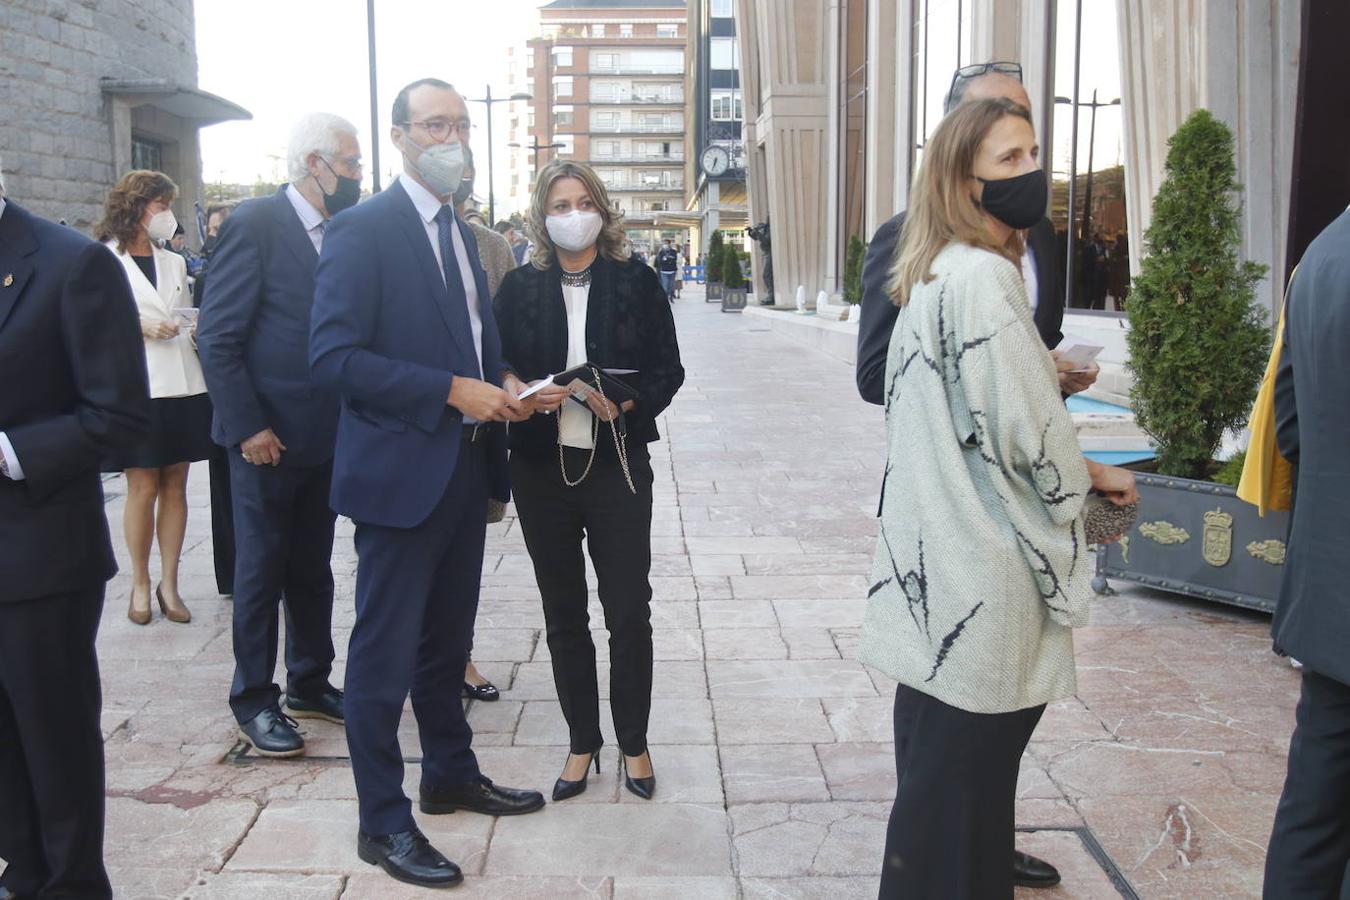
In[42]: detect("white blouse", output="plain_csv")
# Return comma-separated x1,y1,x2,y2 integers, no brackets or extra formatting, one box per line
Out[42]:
559,281,594,449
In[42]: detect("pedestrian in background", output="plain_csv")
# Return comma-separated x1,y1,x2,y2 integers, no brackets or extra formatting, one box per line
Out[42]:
195,201,237,597
0,157,150,900
655,237,680,302
97,170,209,626
858,99,1137,899
494,158,684,803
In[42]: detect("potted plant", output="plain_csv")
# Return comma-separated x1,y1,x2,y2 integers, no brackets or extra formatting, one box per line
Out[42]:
1094,109,1287,613
721,243,748,312
843,235,866,322
706,231,725,301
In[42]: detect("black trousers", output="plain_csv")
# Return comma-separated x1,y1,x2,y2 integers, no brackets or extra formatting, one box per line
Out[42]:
879,683,1045,900
227,454,338,724
1264,668,1350,899
510,448,654,756
346,432,488,836
209,442,236,595
0,586,111,899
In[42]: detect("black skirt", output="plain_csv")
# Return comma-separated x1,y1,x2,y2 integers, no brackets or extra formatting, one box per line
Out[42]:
103,393,214,471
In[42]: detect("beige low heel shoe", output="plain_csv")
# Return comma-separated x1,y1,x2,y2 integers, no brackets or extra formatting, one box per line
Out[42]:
156,584,192,624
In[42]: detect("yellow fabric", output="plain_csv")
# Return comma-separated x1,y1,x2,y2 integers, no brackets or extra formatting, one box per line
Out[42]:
1237,269,1296,516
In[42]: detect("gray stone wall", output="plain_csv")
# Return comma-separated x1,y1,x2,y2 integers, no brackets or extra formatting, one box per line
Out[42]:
0,0,198,232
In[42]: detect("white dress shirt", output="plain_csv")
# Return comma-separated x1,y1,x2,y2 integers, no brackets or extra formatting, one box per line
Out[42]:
0,197,17,479
1020,244,1039,315
559,282,594,449
399,174,484,378
285,182,327,252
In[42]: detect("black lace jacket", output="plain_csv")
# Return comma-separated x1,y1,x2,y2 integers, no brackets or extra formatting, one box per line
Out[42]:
494,254,684,457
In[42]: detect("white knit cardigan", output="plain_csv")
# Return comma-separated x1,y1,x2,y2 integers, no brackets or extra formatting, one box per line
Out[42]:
858,242,1092,714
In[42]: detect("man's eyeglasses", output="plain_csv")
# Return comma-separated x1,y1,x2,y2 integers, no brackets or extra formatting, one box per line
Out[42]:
947,61,1023,101
326,155,364,174
400,118,473,141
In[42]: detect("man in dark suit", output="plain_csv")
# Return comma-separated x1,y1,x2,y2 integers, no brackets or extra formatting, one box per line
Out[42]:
1264,208,1350,898
197,113,364,758
856,64,1098,408
853,65,1092,891
310,79,545,890
0,172,151,899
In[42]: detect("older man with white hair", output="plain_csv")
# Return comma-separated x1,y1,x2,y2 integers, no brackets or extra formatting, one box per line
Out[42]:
197,112,363,757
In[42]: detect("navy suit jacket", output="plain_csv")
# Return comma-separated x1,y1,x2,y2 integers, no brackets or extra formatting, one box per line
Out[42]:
197,187,338,466
0,201,150,602
309,180,509,529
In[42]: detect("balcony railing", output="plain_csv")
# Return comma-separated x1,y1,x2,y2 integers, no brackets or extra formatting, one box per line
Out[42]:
590,64,685,75
601,182,685,192
590,122,683,134
590,93,685,105
590,154,685,164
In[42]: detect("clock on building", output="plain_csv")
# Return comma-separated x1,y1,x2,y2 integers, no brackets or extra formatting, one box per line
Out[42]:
701,145,731,177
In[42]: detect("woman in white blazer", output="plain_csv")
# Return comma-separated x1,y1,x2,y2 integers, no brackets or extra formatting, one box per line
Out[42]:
96,171,211,626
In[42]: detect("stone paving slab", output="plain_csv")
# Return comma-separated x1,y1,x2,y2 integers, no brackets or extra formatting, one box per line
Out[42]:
70,292,1303,898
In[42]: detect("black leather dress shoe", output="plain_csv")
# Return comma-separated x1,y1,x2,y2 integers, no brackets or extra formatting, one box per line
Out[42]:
357,828,463,888
286,686,344,724
461,680,500,702
1013,850,1061,888
0,885,28,899
238,706,305,758
420,775,546,816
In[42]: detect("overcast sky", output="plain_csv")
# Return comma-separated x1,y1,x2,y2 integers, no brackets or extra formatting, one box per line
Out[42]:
196,0,541,213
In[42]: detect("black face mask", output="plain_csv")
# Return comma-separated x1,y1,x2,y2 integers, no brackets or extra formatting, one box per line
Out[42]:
318,158,361,215
973,168,1046,230
452,175,475,207
202,235,219,255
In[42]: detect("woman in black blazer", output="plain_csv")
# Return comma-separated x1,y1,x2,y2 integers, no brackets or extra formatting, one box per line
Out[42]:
494,159,683,802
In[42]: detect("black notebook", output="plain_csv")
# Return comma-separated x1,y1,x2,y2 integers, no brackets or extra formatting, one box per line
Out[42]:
554,364,639,408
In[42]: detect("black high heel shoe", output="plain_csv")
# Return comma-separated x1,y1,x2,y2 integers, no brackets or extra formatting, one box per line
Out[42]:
552,750,601,802
621,751,656,800
461,680,500,702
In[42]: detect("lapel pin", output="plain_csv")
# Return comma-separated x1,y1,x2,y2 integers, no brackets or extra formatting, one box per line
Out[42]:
2,274,12,287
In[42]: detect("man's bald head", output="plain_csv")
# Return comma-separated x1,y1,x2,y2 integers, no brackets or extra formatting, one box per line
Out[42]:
945,70,1032,114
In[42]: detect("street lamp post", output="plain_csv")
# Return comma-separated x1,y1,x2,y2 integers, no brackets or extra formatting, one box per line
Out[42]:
1080,89,1122,247
466,87,533,224
366,0,381,193
509,139,566,190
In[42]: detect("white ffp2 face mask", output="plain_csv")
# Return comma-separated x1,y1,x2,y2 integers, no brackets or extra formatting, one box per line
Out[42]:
545,210,604,252
145,209,178,243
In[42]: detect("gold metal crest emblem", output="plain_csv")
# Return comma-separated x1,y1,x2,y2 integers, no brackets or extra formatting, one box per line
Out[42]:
1202,508,1233,567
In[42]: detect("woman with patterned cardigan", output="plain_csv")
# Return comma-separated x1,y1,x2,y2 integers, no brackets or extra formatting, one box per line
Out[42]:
859,98,1138,898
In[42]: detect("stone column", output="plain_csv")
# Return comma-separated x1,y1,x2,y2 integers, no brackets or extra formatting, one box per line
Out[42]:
737,0,831,310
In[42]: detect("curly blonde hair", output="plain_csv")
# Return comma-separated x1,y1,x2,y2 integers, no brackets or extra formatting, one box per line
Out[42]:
95,170,178,253
527,159,629,270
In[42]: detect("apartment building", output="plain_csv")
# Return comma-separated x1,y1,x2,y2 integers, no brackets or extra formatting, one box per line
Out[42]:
512,0,688,248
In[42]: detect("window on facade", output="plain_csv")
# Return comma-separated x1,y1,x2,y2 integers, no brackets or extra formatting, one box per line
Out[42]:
528,111,536,129
131,136,164,173
657,24,678,38
711,90,743,121
710,37,739,70
556,136,575,156
595,53,619,71
711,0,734,17
594,140,621,158
648,201,668,211
552,75,573,98
592,81,619,101
595,111,620,130
552,46,573,67
553,105,574,127
620,23,633,38
592,24,606,37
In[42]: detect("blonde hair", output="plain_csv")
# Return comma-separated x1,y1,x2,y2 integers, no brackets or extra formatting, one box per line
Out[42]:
889,98,1033,306
527,159,629,270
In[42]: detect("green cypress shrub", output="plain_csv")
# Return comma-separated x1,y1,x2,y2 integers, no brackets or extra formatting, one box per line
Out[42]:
1125,109,1270,479
843,235,866,304
707,231,725,283
722,244,745,289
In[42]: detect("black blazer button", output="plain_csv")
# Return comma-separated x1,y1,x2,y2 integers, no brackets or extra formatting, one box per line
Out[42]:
588,341,597,350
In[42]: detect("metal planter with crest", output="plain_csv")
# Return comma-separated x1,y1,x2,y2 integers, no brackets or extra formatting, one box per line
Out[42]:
1093,472,1290,613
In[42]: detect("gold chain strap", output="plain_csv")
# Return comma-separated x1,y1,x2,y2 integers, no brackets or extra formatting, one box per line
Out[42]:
558,366,638,494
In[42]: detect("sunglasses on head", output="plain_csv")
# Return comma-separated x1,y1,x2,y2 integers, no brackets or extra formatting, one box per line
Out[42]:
947,61,1024,99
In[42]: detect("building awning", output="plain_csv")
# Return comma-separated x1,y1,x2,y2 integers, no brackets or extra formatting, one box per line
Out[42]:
100,79,252,126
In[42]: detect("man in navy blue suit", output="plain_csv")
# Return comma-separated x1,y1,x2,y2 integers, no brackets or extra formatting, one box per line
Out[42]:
198,113,364,759
0,162,150,899
310,79,545,889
